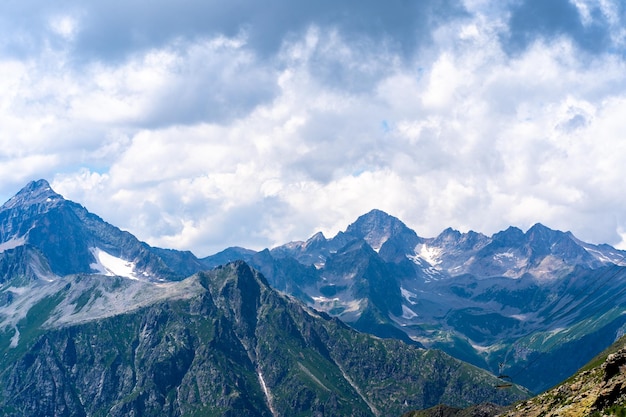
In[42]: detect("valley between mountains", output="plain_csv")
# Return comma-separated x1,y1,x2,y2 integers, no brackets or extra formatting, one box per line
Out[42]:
1,179,625,416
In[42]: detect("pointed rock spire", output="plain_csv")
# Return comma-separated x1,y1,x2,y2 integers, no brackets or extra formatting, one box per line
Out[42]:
1,179,64,210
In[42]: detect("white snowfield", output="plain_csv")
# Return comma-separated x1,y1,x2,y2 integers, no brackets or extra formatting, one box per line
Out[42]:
89,247,148,280
416,244,443,267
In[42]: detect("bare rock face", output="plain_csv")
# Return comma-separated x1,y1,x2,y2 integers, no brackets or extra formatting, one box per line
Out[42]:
592,349,626,410
603,350,626,381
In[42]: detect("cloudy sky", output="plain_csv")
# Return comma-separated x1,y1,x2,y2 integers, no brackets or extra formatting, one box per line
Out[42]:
1,0,626,256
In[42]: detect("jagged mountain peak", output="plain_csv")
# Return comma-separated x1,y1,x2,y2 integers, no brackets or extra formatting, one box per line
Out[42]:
525,222,565,240
527,222,551,232
215,260,269,289
524,223,575,248
307,231,326,243
0,179,206,281
347,209,403,230
304,231,326,249
491,226,525,246
1,179,63,211
433,227,462,243
345,209,417,251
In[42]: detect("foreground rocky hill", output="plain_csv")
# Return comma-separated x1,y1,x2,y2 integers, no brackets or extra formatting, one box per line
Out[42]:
0,262,526,416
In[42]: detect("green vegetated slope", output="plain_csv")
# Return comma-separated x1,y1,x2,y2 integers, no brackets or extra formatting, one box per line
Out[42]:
0,262,527,416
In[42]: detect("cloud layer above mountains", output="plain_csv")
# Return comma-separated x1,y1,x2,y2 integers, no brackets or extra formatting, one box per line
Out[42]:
1,0,626,255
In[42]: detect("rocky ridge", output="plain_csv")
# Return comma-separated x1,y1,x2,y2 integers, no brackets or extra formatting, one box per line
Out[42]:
2,180,624,410
0,262,527,416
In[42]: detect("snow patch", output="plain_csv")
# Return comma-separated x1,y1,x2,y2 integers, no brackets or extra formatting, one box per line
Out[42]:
9,326,19,348
364,231,391,253
584,246,626,266
343,299,363,313
494,251,515,261
309,295,364,320
5,286,29,295
416,244,442,267
0,236,26,253
402,305,417,319
401,287,418,304
90,247,145,280
313,260,326,269
258,370,277,416
312,295,338,304
468,341,492,353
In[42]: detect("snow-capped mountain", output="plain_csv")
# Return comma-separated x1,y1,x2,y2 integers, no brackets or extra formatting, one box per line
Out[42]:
418,222,623,280
0,179,204,282
204,209,626,393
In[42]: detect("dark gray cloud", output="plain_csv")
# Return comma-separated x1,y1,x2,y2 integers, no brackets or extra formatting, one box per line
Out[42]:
0,0,469,129
503,0,618,54
0,0,466,61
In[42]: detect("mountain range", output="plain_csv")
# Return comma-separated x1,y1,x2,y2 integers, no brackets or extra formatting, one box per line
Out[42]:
203,210,626,394
0,180,527,416
2,179,626,415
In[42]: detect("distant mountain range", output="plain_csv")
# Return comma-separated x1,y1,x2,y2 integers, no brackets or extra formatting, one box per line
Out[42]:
0,180,526,416
203,209,626,393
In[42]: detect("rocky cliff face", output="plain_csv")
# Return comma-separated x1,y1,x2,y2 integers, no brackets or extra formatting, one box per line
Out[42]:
0,262,528,416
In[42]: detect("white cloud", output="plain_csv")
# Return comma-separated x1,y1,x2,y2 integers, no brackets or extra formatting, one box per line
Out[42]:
51,23,626,255
0,2,623,257
49,14,80,41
